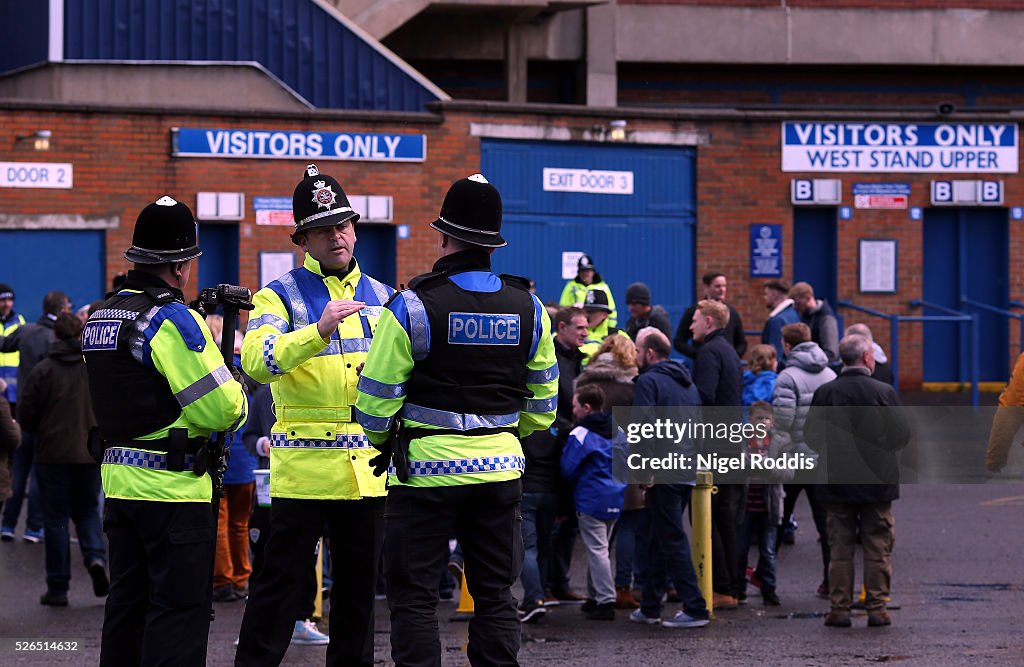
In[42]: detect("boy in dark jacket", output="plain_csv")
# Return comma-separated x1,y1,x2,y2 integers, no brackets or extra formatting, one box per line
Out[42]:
561,385,627,621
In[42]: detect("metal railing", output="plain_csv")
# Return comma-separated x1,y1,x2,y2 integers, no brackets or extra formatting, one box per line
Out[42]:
909,300,979,408
837,299,981,408
960,298,1024,363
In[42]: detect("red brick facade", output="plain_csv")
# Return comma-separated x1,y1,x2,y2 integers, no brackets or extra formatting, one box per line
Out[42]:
2,102,1021,388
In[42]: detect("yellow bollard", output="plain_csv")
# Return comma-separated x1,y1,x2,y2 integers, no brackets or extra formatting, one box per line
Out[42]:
691,470,715,617
449,571,474,622
313,537,324,620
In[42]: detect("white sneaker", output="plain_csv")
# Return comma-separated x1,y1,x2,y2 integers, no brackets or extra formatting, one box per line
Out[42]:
291,619,329,645
662,611,709,629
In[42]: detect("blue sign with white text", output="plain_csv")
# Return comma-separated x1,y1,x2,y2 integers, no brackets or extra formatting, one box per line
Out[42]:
448,313,521,346
173,128,427,162
782,122,1018,173
750,225,782,278
852,183,911,196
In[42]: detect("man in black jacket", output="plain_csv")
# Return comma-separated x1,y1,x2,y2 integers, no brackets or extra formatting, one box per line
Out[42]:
805,334,910,629
689,299,744,608
674,272,746,360
0,290,71,543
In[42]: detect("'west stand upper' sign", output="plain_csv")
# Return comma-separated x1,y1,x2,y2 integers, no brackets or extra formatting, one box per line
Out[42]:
781,122,1017,174
171,127,426,162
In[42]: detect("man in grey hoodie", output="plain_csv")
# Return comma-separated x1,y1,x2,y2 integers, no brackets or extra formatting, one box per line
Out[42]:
771,322,836,597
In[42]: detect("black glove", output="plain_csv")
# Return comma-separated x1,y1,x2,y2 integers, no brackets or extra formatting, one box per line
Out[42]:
369,444,392,478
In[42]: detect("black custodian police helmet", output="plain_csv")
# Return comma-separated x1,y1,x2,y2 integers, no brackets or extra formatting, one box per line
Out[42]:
291,164,359,244
124,196,202,264
430,174,506,248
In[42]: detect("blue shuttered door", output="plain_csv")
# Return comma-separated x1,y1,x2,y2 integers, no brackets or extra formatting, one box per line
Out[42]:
792,208,838,308
923,208,1009,382
481,140,696,334
0,230,105,322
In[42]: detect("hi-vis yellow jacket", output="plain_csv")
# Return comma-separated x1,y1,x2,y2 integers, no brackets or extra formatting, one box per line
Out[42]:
241,255,394,500
0,311,24,404
354,269,558,488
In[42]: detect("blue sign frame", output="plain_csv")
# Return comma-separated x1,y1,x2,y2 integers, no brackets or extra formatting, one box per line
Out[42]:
172,127,426,162
750,224,782,278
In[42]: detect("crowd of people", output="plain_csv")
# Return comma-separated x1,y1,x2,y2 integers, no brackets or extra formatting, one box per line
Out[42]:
0,174,927,666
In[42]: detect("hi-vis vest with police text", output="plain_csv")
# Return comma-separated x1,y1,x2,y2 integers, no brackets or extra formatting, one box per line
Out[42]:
240,255,394,500
83,279,248,502
355,258,559,488
0,312,25,404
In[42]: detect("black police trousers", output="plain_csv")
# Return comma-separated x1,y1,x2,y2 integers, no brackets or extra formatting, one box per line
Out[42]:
234,496,384,667
100,499,214,667
385,478,523,667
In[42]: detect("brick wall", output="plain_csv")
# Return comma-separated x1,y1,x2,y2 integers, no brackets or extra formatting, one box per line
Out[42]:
3,103,1022,388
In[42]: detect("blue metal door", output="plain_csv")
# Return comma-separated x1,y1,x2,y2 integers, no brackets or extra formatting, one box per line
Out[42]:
198,223,239,291
923,208,1009,382
481,139,696,333
792,208,837,308
355,225,397,288
0,230,105,321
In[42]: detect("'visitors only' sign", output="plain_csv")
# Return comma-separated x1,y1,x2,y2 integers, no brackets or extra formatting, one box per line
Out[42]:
781,122,1017,174
172,127,426,162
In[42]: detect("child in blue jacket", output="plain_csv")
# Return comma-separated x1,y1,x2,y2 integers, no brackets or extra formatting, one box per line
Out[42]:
561,384,627,621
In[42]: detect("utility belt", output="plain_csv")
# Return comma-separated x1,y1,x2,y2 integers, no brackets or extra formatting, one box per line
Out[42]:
387,425,519,483
89,426,212,476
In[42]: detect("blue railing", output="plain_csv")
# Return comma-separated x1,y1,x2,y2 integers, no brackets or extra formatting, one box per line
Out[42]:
961,298,1024,363
836,301,902,393
837,299,981,408
909,300,979,409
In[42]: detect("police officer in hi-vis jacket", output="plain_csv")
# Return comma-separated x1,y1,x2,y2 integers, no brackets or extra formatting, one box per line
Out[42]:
83,196,248,666
235,165,394,667
355,174,558,667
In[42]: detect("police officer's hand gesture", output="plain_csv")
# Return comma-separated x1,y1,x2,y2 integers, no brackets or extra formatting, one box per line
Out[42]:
317,299,365,341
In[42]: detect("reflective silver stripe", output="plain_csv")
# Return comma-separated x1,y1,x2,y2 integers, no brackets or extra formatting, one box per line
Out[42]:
269,433,373,449
227,395,247,433
353,406,394,432
357,374,407,399
174,365,233,407
296,206,355,227
396,455,525,477
526,363,559,385
129,304,162,363
315,337,372,357
364,275,392,306
402,291,429,361
277,272,309,328
247,313,289,334
362,306,383,318
102,446,195,471
402,403,519,431
263,335,283,376
523,395,558,414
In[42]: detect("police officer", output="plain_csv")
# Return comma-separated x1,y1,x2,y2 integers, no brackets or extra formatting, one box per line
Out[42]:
235,165,394,667
83,196,248,666
355,174,558,667
0,283,24,406
579,288,631,363
559,254,617,327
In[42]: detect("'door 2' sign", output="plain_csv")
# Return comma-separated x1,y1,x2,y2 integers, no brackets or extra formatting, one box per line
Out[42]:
782,122,1017,173
172,127,426,162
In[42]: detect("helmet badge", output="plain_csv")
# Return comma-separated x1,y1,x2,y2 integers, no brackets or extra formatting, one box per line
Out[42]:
311,180,337,210
155,196,178,207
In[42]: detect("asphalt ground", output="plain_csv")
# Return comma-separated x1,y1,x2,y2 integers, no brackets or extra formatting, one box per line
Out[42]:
3,391,1024,666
